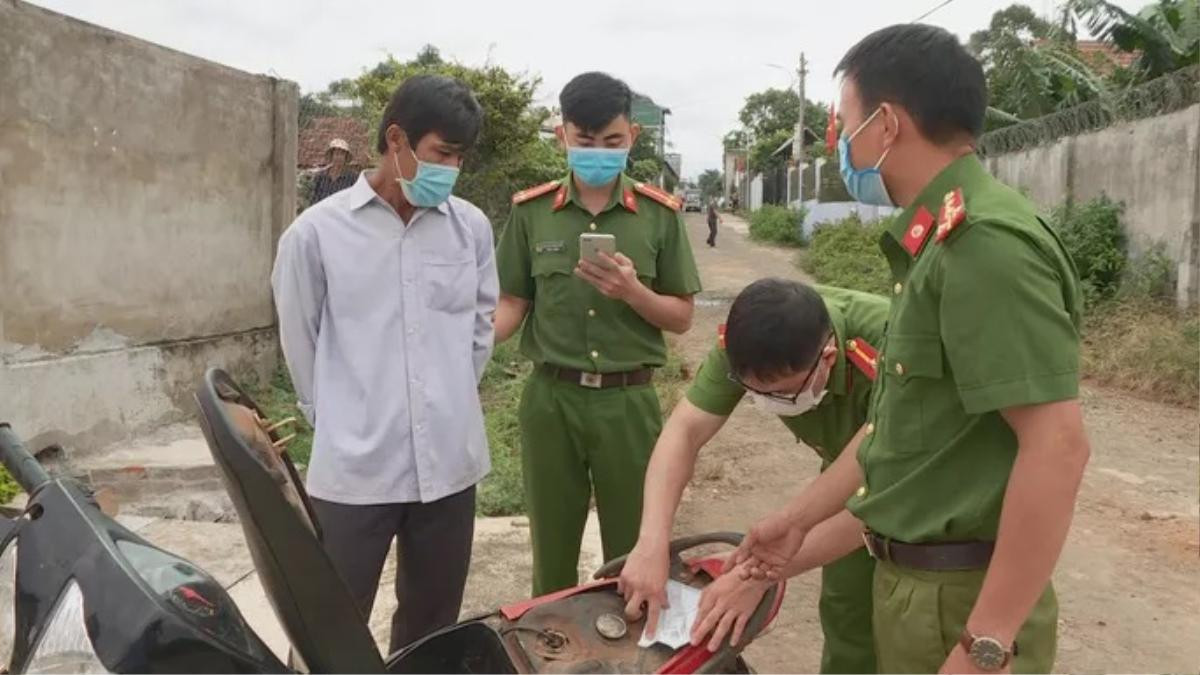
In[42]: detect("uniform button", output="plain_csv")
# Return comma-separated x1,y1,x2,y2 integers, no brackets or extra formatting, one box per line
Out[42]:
591,350,599,359
588,309,596,317
865,423,875,434
589,222,598,231
893,282,903,295
895,362,905,376
856,486,868,498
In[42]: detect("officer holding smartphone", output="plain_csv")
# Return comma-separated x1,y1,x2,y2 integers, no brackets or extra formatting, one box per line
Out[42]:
494,71,702,596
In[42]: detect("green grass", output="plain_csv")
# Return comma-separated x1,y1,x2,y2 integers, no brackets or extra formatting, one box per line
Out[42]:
748,205,807,247
255,341,694,517
0,467,18,504
797,214,1199,408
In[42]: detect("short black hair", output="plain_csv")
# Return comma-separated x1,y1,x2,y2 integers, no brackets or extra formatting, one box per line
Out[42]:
834,24,987,143
725,279,831,382
375,74,483,154
559,72,633,132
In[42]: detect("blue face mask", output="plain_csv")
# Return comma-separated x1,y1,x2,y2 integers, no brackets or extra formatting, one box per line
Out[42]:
395,149,460,207
566,144,629,187
838,108,894,207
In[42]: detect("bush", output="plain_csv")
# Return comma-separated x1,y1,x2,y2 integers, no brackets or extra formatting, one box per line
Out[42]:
1120,243,1175,302
476,337,530,517
1049,196,1127,308
801,214,892,295
0,468,17,505
749,205,807,247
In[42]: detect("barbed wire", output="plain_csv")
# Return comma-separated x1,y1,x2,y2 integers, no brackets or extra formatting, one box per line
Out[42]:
978,66,1200,156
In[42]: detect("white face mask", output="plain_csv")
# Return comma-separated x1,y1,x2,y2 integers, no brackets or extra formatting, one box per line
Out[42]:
751,387,828,417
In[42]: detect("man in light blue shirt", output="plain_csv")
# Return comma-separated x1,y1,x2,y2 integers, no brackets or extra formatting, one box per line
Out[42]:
271,74,496,653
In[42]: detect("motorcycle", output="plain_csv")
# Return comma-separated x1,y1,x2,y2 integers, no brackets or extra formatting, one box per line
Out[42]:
0,368,786,673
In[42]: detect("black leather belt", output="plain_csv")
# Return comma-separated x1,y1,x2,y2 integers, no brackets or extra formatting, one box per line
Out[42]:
863,531,994,571
542,365,654,389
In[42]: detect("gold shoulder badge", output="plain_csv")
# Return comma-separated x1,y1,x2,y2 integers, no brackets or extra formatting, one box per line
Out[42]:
634,182,682,211
845,338,878,381
935,188,967,243
717,323,727,349
512,180,561,205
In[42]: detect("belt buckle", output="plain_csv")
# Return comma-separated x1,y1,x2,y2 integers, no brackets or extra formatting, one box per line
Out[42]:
579,372,603,389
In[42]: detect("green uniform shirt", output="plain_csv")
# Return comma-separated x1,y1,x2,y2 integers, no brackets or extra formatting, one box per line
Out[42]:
685,286,890,466
496,173,702,372
847,154,1084,543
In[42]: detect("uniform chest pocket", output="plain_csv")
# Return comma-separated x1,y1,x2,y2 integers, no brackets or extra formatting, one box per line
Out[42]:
879,334,946,455
423,254,475,314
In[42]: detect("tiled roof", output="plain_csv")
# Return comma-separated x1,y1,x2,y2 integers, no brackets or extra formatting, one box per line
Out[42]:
298,116,372,168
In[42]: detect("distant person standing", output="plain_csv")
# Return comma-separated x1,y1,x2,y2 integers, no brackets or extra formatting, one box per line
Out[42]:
705,198,722,247
310,138,358,203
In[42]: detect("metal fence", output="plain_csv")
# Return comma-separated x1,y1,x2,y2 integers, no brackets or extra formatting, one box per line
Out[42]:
978,66,1200,157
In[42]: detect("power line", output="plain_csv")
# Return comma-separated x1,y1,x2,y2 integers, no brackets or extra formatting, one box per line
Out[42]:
912,0,957,23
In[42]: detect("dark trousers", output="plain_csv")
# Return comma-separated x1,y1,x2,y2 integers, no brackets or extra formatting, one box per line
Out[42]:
309,486,476,655
706,218,718,246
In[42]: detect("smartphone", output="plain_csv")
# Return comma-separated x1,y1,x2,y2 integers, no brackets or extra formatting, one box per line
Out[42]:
579,233,617,265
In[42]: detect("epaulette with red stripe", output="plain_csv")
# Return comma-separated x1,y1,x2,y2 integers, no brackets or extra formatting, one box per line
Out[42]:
512,180,561,205
845,338,878,381
633,182,682,211
717,323,727,349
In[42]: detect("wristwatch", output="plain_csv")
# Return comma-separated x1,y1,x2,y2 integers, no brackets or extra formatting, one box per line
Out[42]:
959,630,1017,671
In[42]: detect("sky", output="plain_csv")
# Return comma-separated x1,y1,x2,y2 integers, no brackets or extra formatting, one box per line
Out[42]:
29,0,1143,180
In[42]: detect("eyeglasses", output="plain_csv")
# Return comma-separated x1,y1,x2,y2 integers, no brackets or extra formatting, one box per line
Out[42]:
727,336,832,404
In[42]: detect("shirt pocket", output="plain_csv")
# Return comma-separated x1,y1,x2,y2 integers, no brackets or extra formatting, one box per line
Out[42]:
530,252,575,317
423,253,475,314
880,334,945,454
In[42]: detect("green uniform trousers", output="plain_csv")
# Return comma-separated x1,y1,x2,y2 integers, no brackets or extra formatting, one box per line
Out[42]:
820,548,878,673
872,561,1058,673
519,368,663,596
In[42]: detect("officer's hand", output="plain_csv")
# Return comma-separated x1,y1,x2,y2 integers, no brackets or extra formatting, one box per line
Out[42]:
617,540,670,637
689,565,771,651
725,508,808,581
575,252,641,301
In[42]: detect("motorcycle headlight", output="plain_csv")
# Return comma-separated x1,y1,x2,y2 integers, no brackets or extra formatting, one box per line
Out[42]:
0,539,16,669
24,580,110,674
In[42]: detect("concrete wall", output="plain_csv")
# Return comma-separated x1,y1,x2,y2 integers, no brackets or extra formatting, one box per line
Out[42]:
984,104,1200,307
0,1,297,452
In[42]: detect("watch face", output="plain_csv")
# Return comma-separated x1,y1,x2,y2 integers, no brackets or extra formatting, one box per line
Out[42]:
969,637,1009,671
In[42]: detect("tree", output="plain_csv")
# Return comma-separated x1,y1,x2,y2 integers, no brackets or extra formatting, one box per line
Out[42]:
697,169,724,200
738,88,828,146
1062,0,1199,81
331,49,564,225
969,4,1110,122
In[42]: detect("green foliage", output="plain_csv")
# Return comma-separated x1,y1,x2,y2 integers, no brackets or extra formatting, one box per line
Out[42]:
748,129,792,173
1120,242,1176,301
1063,0,1200,81
476,337,530,517
801,214,892,295
697,169,723,201
1048,195,1127,307
0,467,17,505
748,205,807,247
971,4,1110,124
333,47,564,226
254,365,315,467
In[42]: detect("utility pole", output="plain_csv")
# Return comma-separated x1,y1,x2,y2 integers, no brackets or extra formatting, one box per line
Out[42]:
794,52,808,203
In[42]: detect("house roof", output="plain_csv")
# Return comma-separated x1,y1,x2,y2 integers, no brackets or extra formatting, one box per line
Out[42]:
298,116,372,168
1075,40,1139,70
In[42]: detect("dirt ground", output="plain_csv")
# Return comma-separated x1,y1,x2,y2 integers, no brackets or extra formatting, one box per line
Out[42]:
669,213,1200,674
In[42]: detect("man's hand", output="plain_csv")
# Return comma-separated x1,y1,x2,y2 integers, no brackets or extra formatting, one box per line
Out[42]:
939,643,1008,674
689,564,772,651
575,252,642,301
617,541,671,637
724,506,809,581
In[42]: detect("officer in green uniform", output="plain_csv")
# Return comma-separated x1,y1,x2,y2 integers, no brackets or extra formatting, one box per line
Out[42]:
494,72,702,596
722,25,1091,674
619,279,886,673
